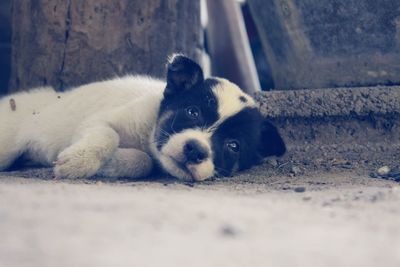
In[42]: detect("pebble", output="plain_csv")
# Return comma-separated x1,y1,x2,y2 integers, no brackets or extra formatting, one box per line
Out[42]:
9,98,16,111
369,172,378,178
266,158,278,167
340,162,353,169
377,166,390,176
294,186,306,193
221,224,237,237
291,166,301,175
183,182,194,188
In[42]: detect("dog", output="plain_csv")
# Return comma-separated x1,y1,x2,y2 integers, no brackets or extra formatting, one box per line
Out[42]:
0,54,286,181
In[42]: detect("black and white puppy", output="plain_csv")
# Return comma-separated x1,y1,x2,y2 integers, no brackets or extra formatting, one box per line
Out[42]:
0,54,285,181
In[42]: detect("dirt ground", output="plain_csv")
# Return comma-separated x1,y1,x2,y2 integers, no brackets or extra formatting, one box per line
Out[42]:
1,164,400,267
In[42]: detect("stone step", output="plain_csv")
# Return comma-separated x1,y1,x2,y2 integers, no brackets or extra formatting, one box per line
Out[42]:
255,86,400,172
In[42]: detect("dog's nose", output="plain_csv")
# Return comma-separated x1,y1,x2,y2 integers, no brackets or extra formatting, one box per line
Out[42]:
184,140,209,164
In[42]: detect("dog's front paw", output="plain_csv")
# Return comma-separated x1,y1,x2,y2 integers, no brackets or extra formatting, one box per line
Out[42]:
54,146,102,179
98,148,153,178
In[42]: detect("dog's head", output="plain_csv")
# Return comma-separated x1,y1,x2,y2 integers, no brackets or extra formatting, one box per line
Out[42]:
150,54,286,181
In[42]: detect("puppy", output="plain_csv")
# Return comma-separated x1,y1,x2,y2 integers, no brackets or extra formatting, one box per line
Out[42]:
0,54,285,181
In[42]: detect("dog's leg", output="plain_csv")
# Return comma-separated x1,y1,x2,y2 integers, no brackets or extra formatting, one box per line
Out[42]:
0,144,21,171
54,126,119,179
98,148,153,178
0,122,22,171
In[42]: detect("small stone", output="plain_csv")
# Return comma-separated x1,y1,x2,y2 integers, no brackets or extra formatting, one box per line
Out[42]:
9,98,16,111
290,166,301,175
221,224,237,237
369,172,378,178
302,196,312,201
183,182,194,187
377,166,390,176
294,186,306,193
341,162,353,169
266,158,278,167
313,159,323,165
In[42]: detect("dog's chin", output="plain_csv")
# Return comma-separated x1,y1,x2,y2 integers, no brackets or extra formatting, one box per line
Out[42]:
158,154,214,181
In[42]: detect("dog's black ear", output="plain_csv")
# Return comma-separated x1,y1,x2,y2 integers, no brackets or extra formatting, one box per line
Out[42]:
164,54,204,97
258,119,286,158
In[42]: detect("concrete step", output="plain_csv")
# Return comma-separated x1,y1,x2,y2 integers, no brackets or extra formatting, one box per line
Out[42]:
247,0,400,89
255,86,400,173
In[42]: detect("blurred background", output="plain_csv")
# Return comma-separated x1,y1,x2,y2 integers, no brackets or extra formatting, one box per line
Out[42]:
0,0,11,95
1,0,400,95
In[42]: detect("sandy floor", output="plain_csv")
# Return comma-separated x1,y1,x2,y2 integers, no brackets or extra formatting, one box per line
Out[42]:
0,167,400,267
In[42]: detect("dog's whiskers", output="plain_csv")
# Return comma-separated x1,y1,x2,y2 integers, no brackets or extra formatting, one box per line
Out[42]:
170,113,179,134
158,128,171,137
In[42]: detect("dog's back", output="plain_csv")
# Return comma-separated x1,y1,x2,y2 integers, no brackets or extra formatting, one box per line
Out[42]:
0,76,165,170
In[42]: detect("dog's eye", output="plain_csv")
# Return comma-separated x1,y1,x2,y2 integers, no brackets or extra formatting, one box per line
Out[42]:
186,106,200,119
226,140,240,152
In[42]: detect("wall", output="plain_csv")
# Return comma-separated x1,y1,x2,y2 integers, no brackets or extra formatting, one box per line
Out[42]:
0,0,11,95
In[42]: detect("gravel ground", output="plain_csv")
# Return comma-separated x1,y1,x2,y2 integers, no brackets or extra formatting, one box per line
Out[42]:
1,165,400,267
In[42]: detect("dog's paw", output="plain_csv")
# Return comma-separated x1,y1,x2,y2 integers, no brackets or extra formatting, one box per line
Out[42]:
54,146,102,179
98,149,153,178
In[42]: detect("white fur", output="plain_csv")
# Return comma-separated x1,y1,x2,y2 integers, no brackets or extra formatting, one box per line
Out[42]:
98,148,153,178
212,78,256,121
0,76,164,179
167,53,186,65
150,129,213,181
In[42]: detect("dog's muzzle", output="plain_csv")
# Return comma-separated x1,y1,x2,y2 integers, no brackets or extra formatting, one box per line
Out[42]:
183,140,209,164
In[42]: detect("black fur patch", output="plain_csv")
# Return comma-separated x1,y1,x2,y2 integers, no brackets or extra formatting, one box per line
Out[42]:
155,78,220,149
239,96,247,103
211,108,286,176
211,107,263,176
